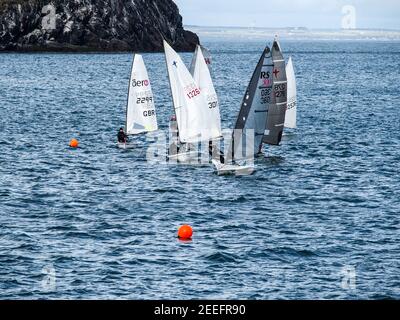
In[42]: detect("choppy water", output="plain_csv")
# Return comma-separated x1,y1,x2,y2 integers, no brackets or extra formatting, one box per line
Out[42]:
0,41,399,299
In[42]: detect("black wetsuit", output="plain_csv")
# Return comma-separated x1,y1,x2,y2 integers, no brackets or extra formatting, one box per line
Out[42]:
209,142,225,164
118,131,127,143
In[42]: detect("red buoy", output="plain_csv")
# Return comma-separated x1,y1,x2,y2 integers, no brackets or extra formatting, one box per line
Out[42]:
69,139,79,148
178,225,193,240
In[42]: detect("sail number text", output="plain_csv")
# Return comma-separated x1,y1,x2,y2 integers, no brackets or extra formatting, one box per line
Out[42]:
136,96,153,104
261,88,272,104
274,83,286,98
187,88,201,99
287,100,296,110
208,101,218,109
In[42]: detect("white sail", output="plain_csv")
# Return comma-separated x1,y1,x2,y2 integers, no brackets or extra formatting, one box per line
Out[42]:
163,40,215,144
126,54,158,135
190,45,212,75
284,56,297,129
191,45,222,139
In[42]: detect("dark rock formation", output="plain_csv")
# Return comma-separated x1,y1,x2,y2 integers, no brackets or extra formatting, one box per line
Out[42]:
0,0,199,52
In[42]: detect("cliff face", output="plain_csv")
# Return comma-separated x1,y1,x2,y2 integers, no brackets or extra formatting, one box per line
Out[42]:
0,0,199,52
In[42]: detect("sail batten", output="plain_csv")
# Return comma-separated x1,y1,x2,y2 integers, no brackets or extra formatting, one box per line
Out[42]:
126,54,158,136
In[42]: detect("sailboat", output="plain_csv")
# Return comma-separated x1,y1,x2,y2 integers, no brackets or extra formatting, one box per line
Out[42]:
262,38,287,146
284,56,297,129
231,45,274,156
212,45,275,175
118,54,158,149
163,40,218,162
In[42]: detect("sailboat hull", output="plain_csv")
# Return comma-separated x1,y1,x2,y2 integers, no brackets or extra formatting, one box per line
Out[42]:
212,160,255,176
168,150,198,163
117,142,135,150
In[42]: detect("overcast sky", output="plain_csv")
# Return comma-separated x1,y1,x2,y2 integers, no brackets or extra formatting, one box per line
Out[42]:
173,0,400,30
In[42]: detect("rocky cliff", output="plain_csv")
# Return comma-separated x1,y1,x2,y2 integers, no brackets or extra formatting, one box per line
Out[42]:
0,0,199,52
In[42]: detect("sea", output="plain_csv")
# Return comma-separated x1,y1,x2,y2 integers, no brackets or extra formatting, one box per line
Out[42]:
0,40,399,299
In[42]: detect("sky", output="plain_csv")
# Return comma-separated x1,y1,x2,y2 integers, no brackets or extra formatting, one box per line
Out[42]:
173,0,400,30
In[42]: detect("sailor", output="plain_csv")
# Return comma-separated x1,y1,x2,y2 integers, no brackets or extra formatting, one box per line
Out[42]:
117,127,127,143
209,141,225,164
168,115,196,159
169,115,180,155
170,115,178,135
258,143,263,155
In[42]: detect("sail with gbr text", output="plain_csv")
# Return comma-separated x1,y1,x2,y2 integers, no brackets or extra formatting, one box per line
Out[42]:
126,54,158,135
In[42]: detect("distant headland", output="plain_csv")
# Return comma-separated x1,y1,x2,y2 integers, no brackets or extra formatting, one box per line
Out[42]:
186,25,400,41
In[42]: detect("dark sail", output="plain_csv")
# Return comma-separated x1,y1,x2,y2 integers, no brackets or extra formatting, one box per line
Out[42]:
229,46,274,161
263,39,288,146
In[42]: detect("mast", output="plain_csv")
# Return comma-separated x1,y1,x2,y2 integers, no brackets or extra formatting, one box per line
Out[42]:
125,53,136,135
189,45,199,76
163,39,181,142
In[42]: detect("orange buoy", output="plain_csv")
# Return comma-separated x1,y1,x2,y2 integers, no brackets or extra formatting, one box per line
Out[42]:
69,139,79,148
178,225,193,240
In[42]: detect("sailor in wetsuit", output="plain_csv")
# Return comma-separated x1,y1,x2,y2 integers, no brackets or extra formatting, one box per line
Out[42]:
117,127,128,143
169,115,180,156
209,141,225,164
169,115,200,158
